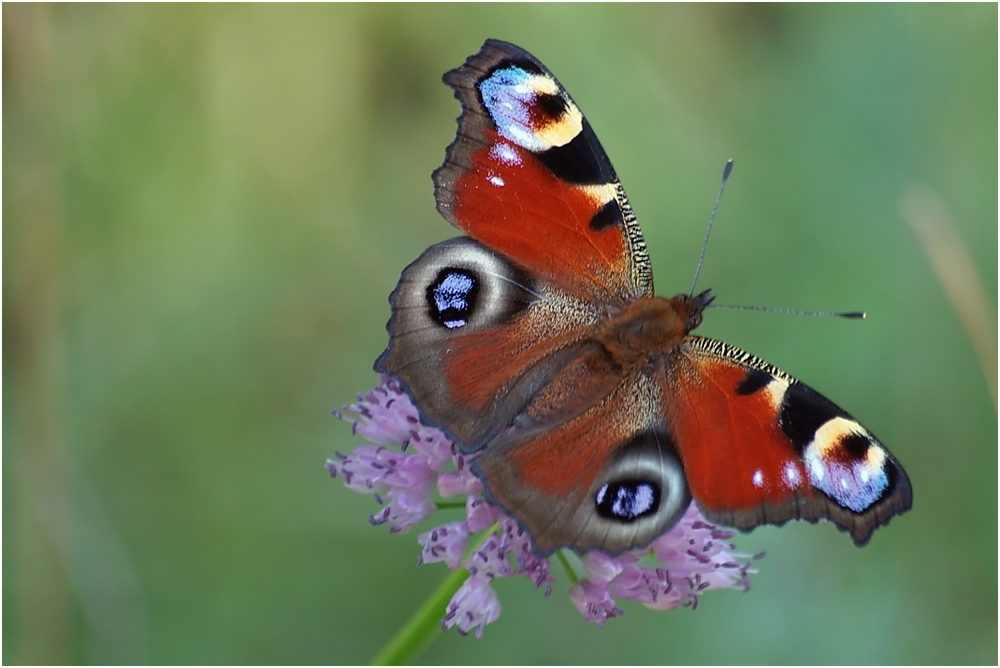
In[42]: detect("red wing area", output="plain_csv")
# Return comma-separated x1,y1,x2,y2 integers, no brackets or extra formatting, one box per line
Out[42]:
665,350,808,512
665,336,911,545
439,320,597,430
448,134,631,300
480,346,639,496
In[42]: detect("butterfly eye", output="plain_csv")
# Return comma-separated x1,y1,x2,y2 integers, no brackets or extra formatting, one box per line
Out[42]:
426,268,481,329
595,479,660,521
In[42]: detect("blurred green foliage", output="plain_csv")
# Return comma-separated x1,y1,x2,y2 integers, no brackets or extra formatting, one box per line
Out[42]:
3,4,996,665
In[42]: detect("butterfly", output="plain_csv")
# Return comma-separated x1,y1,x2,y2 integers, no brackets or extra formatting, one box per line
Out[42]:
376,39,911,556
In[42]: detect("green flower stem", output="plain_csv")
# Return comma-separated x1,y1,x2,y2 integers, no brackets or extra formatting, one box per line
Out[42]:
370,565,467,666
555,549,582,585
433,501,467,510
370,523,500,666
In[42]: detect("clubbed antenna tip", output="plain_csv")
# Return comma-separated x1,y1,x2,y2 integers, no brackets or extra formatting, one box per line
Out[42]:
689,159,734,296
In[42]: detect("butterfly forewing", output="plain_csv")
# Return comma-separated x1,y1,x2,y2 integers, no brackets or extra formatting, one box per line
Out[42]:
434,39,653,302
669,337,912,545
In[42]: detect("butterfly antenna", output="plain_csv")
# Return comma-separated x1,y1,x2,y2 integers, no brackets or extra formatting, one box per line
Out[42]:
690,159,734,296
710,303,867,319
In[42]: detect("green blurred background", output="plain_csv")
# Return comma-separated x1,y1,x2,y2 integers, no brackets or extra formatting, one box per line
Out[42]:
3,4,996,665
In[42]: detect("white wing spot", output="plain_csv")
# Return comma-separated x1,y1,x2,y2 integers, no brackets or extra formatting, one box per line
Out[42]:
491,143,521,166
782,462,801,488
752,470,764,488
806,452,825,482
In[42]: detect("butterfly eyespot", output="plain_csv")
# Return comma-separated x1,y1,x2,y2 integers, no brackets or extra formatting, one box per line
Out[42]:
426,268,480,330
595,479,661,522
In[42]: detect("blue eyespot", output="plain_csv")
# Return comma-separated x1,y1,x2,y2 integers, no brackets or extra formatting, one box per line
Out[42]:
595,479,660,522
427,269,479,329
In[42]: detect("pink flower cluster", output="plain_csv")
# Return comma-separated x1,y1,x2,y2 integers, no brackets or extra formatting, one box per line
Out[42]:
327,377,761,636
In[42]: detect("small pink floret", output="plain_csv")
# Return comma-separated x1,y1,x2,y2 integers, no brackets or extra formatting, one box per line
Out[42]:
442,574,501,638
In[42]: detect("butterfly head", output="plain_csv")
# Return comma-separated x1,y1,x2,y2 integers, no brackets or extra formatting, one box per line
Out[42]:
675,288,716,333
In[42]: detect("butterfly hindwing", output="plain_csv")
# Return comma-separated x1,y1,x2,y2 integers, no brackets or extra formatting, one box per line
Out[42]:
434,39,652,302
474,368,690,556
667,336,912,546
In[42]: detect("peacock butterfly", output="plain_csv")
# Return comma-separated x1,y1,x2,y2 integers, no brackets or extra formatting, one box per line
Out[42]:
375,39,911,556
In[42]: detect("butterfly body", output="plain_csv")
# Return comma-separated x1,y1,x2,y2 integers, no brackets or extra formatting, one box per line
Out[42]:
376,40,911,556
596,292,712,373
